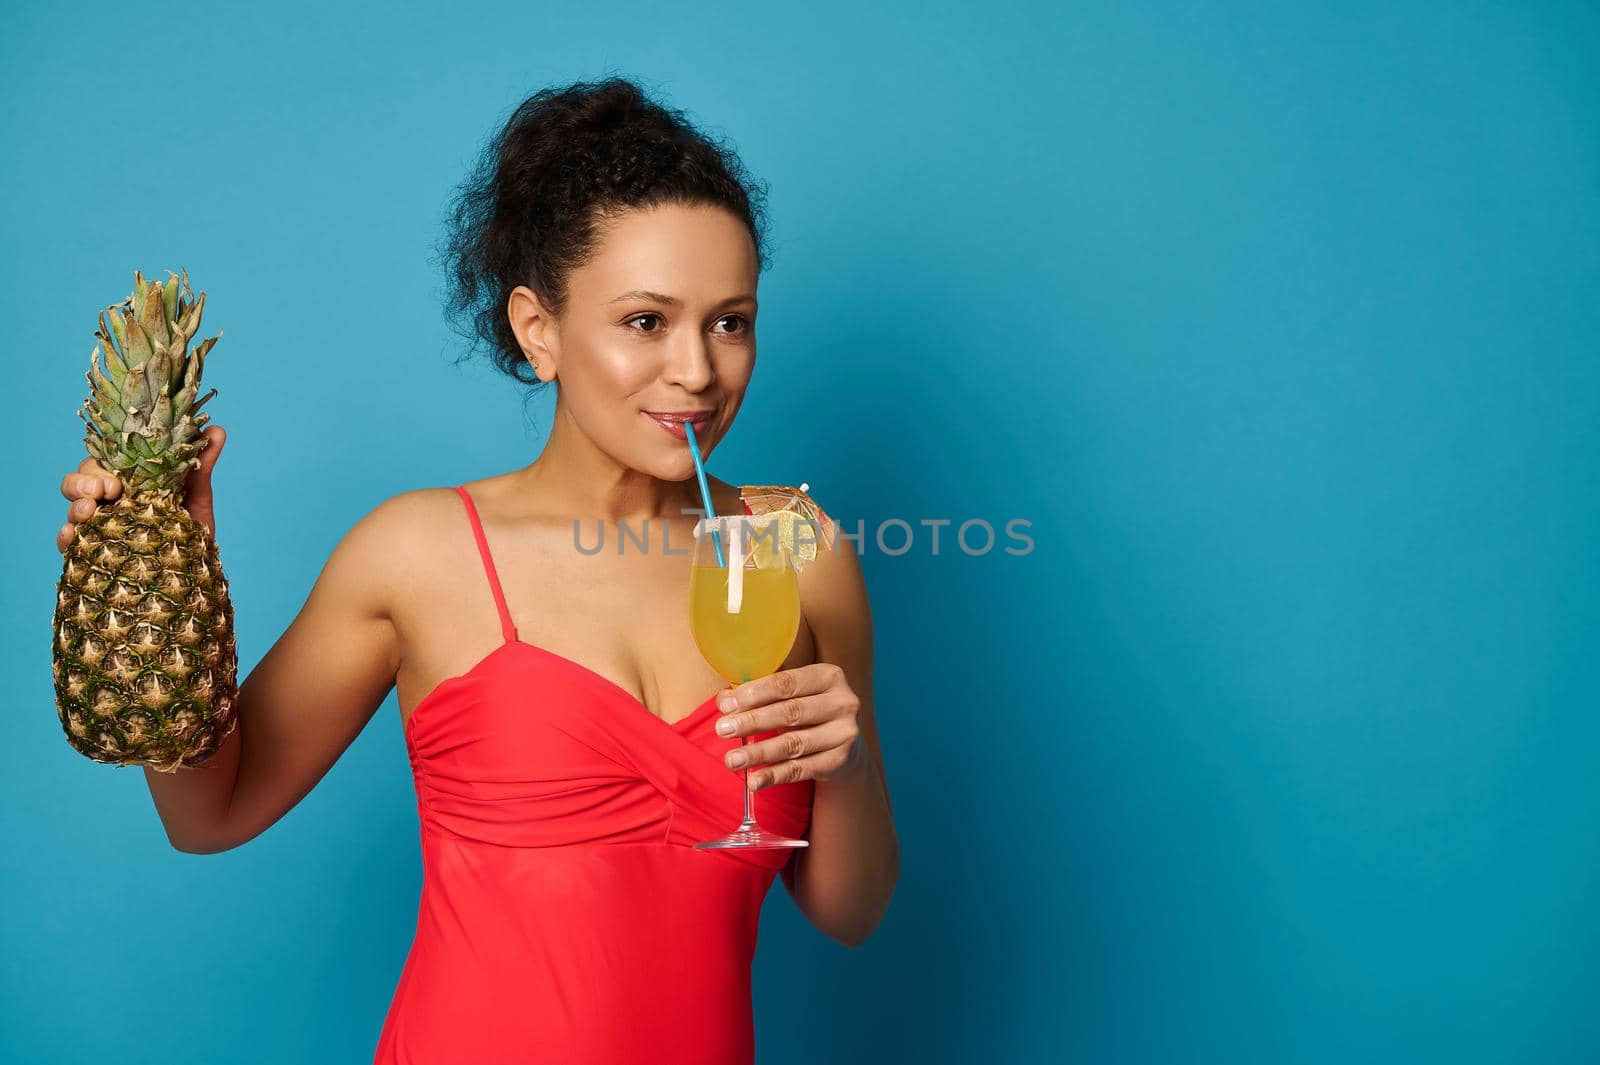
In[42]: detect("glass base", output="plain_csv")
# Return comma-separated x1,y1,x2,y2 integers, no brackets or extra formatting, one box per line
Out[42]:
694,823,810,850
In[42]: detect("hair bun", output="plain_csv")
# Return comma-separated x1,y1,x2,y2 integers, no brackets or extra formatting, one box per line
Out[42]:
560,79,650,146
579,82,642,130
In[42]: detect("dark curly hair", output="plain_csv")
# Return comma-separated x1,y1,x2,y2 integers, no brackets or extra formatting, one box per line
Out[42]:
432,75,773,389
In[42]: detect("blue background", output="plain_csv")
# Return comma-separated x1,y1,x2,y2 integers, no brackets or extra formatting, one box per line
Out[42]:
5,2,1597,1062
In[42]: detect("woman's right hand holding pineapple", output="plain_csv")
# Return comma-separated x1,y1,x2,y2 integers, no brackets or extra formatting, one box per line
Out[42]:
57,425,226,555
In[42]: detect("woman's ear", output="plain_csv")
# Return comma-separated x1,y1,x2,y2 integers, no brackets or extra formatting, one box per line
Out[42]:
507,285,558,380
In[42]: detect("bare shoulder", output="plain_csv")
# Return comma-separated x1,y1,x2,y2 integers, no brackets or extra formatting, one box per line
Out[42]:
362,486,460,539
329,487,464,618
348,485,457,549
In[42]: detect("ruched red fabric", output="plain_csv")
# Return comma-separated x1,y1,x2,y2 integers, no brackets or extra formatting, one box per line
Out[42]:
372,485,815,1064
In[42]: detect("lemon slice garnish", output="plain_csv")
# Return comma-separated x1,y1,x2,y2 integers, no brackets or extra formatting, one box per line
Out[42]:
744,510,821,571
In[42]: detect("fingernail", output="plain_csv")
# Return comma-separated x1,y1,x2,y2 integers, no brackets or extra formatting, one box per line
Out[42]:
717,693,736,712
726,749,748,769
715,718,735,737
102,478,115,493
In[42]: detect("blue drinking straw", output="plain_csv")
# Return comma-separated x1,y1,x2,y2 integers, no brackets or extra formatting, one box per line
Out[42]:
681,420,726,568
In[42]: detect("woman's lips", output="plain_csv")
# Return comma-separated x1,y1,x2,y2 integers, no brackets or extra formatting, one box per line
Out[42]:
643,411,714,440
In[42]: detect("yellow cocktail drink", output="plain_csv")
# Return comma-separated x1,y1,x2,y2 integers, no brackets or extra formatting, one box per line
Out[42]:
690,563,800,683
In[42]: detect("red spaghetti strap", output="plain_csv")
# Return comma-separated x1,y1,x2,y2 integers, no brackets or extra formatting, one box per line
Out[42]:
452,485,519,645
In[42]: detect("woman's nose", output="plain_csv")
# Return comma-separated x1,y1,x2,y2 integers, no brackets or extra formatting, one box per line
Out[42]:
663,337,715,390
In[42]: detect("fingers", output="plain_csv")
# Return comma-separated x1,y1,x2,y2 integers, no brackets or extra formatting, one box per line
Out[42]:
61,460,120,504
193,425,226,478
714,662,862,789
58,496,95,554
735,724,863,791
723,714,860,776
182,426,225,519
58,460,123,556
715,663,852,736
715,662,840,720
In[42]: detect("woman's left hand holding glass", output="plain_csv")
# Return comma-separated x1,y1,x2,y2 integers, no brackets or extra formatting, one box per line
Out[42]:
714,663,864,790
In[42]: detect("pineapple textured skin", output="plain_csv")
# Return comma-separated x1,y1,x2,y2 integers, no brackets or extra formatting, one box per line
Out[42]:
52,496,239,771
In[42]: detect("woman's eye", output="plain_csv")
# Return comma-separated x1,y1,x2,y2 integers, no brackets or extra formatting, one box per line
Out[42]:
625,313,749,336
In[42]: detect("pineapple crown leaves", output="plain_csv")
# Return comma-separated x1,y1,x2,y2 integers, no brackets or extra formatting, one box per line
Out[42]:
78,268,223,497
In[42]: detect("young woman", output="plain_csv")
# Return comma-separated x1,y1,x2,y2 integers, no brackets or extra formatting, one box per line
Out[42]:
55,77,898,1063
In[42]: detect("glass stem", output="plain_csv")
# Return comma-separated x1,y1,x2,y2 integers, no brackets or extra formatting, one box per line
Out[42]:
737,672,756,830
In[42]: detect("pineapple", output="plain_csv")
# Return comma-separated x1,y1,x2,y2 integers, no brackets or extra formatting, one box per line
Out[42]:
52,268,238,773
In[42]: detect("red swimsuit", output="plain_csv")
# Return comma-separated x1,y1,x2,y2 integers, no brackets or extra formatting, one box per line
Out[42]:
372,485,815,1063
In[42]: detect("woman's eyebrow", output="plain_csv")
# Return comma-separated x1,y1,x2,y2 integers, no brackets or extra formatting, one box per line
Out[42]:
609,289,681,305
608,289,757,308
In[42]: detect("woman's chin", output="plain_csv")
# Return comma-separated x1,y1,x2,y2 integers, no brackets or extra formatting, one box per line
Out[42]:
624,448,701,484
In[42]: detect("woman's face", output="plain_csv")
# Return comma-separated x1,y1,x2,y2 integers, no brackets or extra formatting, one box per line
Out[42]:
511,202,759,484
